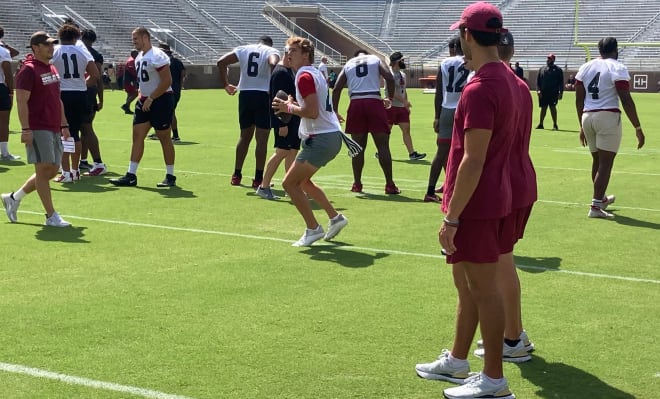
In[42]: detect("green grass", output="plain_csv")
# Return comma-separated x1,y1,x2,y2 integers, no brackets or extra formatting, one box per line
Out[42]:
0,88,658,399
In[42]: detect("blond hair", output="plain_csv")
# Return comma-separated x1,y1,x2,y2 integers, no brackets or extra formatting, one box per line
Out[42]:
286,37,314,64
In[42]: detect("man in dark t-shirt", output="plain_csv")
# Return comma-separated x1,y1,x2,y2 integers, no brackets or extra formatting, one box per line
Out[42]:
160,44,185,142
536,53,563,130
80,29,107,175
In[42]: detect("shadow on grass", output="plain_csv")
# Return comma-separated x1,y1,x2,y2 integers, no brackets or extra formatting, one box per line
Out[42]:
613,213,660,230
35,225,89,243
171,140,200,146
0,159,25,167
516,355,635,399
136,185,197,198
354,192,420,203
0,165,9,174
301,244,389,268
51,179,120,193
392,158,431,166
514,255,562,273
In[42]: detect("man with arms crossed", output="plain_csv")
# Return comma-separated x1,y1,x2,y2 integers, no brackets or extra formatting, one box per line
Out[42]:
272,37,348,247
217,36,280,188
418,3,519,399
332,50,399,194
110,27,176,188
2,32,71,227
575,37,645,219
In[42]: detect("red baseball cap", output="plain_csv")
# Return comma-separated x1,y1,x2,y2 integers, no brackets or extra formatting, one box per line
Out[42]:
449,1,508,33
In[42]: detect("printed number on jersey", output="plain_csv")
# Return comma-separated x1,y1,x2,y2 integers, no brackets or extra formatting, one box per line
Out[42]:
446,65,469,93
136,61,150,82
355,61,368,78
60,53,80,79
247,52,260,77
588,72,600,100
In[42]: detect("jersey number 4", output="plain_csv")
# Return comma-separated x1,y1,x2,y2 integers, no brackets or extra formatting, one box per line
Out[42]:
588,72,600,100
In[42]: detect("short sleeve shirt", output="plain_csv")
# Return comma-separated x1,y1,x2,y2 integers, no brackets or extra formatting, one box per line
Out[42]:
295,66,342,138
343,54,382,99
135,47,171,97
15,57,62,131
442,61,519,220
0,46,11,85
575,58,629,111
234,44,280,92
391,70,406,108
52,44,95,91
440,55,467,109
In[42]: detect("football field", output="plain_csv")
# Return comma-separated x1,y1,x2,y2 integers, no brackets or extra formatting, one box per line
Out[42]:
0,88,658,399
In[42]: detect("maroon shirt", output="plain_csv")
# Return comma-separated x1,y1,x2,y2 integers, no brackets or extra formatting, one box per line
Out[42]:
15,54,61,131
442,61,518,220
508,66,537,209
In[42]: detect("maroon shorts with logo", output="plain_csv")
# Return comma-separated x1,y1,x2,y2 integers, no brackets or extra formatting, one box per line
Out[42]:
345,98,390,135
446,217,504,264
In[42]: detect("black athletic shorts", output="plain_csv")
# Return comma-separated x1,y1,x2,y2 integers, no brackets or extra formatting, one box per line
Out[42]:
172,91,181,111
134,93,174,130
539,91,559,107
61,90,88,142
273,117,302,151
238,90,270,130
82,87,98,124
0,84,11,111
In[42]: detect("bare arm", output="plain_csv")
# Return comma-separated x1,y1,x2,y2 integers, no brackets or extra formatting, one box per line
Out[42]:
1,61,12,91
16,89,30,130
331,69,347,114
216,51,238,94
85,60,100,87
142,66,172,112
94,60,104,109
1,42,19,58
379,61,395,99
617,87,645,149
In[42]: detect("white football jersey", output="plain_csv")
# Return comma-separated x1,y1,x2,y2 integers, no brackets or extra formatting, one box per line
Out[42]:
135,47,172,97
0,46,10,85
234,44,280,92
295,66,342,138
440,55,468,109
52,44,94,91
575,58,630,111
343,54,382,99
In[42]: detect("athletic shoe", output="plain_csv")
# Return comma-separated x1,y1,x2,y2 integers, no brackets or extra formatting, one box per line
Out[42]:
435,185,444,193
45,211,71,227
148,133,158,140
156,174,176,187
54,173,73,183
350,182,363,193
121,104,134,114
477,331,534,353
252,179,262,189
443,372,515,399
601,194,616,210
255,186,280,200
536,124,544,129
78,160,92,170
409,151,427,160
374,152,379,159
324,214,348,241
0,153,21,161
172,137,181,143
1,192,20,223
385,183,401,194
84,164,108,176
109,173,137,187
71,170,81,181
473,340,531,363
424,194,442,203
231,174,242,186
552,124,559,131
292,225,325,247
588,206,614,219
415,349,470,384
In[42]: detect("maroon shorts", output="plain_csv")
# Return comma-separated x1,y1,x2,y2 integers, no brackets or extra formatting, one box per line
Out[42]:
499,205,534,254
124,82,137,94
446,217,505,264
345,98,390,135
386,106,410,125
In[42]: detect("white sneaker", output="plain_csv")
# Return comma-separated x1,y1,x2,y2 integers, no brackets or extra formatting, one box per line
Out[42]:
443,372,515,399
84,164,108,176
415,349,470,384
1,192,20,223
473,340,531,363
477,330,534,352
588,207,614,219
0,153,21,161
292,225,324,247
45,211,71,227
54,172,73,183
72,170,81,181
324,214,348,241
601,194,615,210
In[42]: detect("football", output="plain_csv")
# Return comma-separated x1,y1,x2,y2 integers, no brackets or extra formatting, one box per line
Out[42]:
275,90,292,123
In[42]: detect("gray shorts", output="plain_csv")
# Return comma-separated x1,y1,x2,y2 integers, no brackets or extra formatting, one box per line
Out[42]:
438,107,456,140
296,131,342,168
27,130,63,165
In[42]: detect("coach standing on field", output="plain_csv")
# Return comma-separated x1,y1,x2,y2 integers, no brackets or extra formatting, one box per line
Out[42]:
536,53,564,130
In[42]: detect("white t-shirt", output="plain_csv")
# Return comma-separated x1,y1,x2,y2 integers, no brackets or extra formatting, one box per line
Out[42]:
295,65,342,138
234,43,280,92
391,70,406,108
52,44,94,91
575,58,630,111
135,47,172,97
343,54,382,99
0,46,10,85
318,61,328,79
440,55,467,109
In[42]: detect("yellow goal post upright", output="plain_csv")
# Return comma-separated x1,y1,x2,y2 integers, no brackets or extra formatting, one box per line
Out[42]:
573,0,660,62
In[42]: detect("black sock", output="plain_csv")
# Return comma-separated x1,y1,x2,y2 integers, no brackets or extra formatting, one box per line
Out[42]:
172,129,179,139
234,169,242,177
93,158,102,164
427,185,435,196
255,170,264,181
504,338,521,347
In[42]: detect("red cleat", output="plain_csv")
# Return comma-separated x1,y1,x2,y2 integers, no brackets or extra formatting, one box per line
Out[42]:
423,194,442,203
252,179,262,189
351,183,363,193
435,185,444,193
230,175,242,185
385,183,401,195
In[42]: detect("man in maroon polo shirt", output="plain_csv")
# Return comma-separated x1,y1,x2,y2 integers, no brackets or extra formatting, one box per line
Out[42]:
1,31,72,227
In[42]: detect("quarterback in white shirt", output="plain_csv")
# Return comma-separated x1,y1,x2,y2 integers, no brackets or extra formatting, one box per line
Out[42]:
575,36,645,219
217,36,280,188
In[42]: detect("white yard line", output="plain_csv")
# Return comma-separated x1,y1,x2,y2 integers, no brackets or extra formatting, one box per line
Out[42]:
0,362,195,399
19,211,660,285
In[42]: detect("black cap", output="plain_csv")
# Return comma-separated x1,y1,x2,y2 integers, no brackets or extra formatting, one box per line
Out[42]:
159,43,172,53
499,31,514,47
27,31,58,48
390,51,404,63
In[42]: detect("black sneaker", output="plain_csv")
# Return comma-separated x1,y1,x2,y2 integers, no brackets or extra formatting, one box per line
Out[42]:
148,133,158,140
536,124,544,129
109,173,137,187
172,137,181,143
409,151,427,160
79,160,92,170
552,125,559,131
121,104,134,115
156,174,176,187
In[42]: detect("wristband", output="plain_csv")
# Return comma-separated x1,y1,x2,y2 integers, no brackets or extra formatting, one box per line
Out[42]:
443,217,460,227
287,103,294,114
